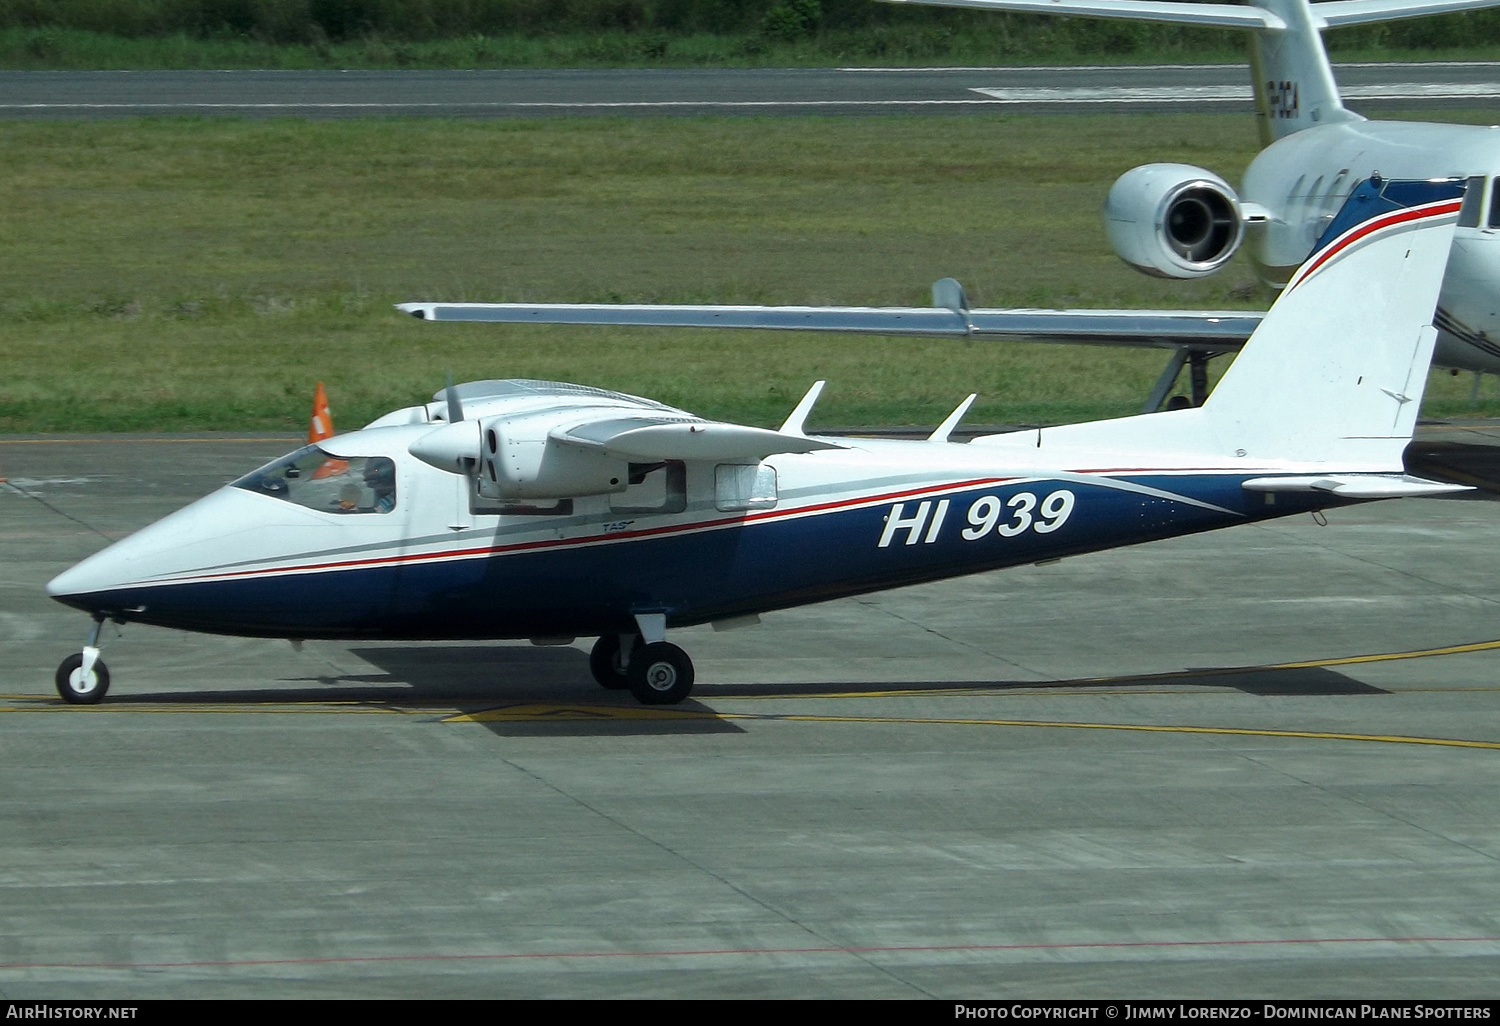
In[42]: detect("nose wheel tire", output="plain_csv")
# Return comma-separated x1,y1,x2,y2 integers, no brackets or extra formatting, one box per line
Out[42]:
56,653,110,705
589,633,642,690
627,642,694,705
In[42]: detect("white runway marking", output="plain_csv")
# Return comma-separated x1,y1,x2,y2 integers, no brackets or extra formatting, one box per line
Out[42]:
970,83,1500,103
838,60,1500,71
9,80,1496,114
0,100,1016,111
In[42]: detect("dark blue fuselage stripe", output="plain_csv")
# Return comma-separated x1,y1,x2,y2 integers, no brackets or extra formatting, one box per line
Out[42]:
60,475,1335,639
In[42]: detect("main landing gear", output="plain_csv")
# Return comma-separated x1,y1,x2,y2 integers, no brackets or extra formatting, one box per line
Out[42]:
56,616,111,705
588,613,695,705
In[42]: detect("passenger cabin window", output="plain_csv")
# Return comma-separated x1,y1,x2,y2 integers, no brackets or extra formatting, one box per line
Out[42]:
610,461,687,515
1459,175,1486,227
233,446,397,515
715,463,777,512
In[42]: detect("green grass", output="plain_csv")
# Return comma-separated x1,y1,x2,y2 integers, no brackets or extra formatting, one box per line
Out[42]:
2,113,1497,433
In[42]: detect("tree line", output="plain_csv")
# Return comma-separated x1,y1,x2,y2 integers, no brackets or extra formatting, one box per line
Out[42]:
1,0,1496,51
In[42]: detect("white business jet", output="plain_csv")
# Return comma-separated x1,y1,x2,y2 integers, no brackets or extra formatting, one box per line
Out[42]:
885,0,1500,390
435,0,1500,407
48,178,1469,707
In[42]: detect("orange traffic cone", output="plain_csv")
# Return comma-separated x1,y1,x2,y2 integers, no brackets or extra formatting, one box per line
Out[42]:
308,382,348,479
308,381,334,443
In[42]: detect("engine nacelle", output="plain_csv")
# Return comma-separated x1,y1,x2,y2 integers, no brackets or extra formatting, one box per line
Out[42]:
1104,163,1244,279
477,414,630,501
409,413,630,501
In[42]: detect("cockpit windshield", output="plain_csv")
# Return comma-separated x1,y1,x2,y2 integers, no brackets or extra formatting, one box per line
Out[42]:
232,446,397,515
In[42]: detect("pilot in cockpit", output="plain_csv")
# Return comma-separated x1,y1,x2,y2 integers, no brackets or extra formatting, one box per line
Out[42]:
363,460,396,514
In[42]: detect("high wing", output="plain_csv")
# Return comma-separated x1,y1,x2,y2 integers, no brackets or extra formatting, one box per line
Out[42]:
396,295,1261,353
404,378,845,500
554,416,844,461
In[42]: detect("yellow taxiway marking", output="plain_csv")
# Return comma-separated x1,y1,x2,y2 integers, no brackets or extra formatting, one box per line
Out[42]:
450,703,710,722
712,637,1500,701
8,637,1500,739
444,705,1500,749
0,701,422,716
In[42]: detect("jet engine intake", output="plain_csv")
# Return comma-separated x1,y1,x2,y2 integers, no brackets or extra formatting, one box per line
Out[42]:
1105,163,1244,279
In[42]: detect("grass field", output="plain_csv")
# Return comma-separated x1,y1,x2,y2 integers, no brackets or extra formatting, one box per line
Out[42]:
2,112,1497,434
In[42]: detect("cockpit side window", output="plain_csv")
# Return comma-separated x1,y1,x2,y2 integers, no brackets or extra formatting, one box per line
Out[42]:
1488,177,1500,228
233,446,397,515
1459,175,1486,227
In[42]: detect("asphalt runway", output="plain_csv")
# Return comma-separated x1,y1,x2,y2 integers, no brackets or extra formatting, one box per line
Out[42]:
3,62,1499,117
4,426,1500,998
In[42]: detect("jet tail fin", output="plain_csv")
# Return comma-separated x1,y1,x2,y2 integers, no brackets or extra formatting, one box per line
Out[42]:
883,0,1500,143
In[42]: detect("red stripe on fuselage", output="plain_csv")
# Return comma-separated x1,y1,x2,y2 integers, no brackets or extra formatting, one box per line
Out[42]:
142,475,1020,588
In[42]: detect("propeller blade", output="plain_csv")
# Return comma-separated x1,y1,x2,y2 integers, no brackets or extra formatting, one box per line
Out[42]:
445,373,464,423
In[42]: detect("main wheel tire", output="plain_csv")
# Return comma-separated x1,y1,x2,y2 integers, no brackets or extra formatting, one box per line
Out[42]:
626,642,694,705
589,634,640,690
56,653,110,705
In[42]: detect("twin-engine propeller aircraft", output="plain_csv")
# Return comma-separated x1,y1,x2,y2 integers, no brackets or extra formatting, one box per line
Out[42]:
48,178,1470,706
432,0,1500,405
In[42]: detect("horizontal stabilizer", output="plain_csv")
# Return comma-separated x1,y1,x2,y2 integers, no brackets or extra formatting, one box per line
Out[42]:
397,302,1260,351
881,0,1500,30
1316,0,1500,28
1241,475,1472,497
879,0,1286,29
556,418,844,461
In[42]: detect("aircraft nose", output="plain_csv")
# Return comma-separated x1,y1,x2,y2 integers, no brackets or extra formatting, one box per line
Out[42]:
45,487,252,614
46,548,132,607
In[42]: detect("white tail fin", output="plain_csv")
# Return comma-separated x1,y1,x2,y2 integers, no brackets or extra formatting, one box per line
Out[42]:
1201,177,1463,466
1249,0,1357,143
1003,178,1463,468
884,0,1500,143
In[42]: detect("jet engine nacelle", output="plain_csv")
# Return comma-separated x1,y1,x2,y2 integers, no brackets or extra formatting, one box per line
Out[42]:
409,413,630,501
1104,163,1245,279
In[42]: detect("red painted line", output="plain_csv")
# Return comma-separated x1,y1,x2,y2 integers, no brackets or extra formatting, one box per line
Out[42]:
2,935,1496,972
143,476,1015,587
1286,200,1460,292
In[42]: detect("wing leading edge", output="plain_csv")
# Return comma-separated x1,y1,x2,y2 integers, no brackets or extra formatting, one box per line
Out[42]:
396,301,1261,352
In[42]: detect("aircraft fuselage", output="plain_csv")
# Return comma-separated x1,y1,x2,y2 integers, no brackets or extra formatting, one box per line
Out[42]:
47,424,1340,642
1243,119,1500,371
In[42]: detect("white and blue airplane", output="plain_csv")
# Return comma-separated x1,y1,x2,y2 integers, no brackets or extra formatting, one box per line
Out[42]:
438,0,1500,406
47,177,1470,706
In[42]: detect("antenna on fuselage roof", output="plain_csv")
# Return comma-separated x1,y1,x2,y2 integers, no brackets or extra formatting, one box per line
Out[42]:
780,380,826,437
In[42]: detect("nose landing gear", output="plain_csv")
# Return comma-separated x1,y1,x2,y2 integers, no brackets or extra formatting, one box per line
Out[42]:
56,617,110,704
